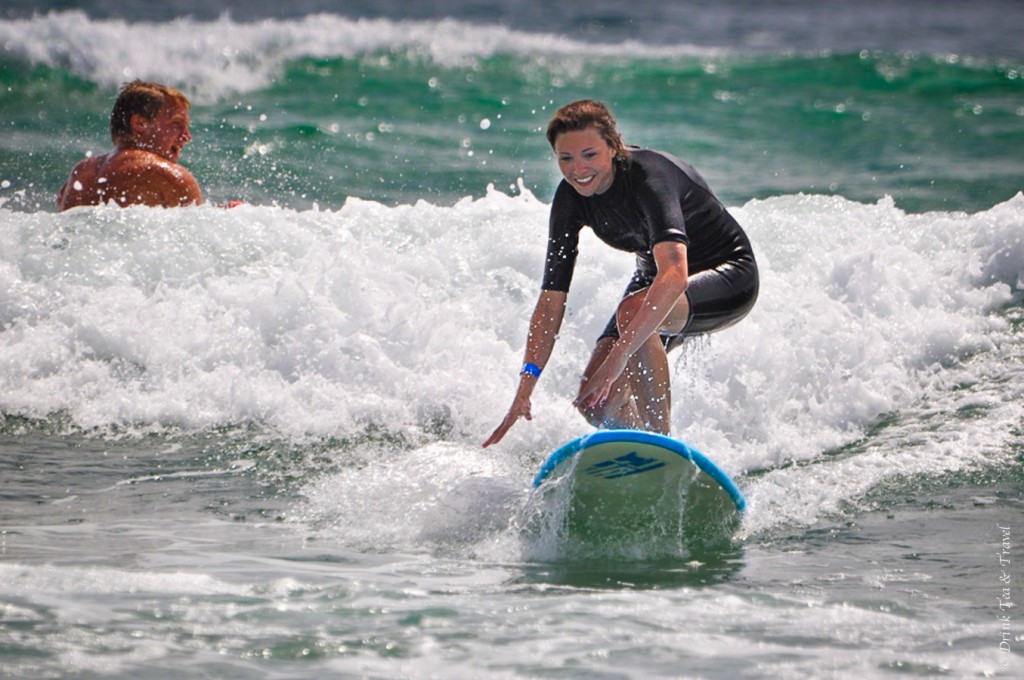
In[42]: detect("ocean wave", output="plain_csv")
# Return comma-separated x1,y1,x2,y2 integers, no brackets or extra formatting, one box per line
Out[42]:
1,190,1020,463
2,189,1021,538
0,10,718,102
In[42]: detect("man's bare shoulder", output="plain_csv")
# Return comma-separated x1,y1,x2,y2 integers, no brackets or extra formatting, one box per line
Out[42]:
57,155,105,210
111,149,181,176
58,149,202,210
107,149,202,205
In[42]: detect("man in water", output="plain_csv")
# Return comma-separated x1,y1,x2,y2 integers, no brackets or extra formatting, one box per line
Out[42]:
57,80,202,210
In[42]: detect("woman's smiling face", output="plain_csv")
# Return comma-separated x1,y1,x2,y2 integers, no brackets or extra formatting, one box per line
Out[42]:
553,127,617,197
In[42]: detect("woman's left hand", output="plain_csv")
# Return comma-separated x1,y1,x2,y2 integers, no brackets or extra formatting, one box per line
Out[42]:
574,345,629,409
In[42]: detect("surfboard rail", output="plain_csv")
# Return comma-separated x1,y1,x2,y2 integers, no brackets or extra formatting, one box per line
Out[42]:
533,429,746,512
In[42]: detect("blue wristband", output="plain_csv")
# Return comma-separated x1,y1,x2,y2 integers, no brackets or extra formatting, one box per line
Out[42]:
521,362,542,378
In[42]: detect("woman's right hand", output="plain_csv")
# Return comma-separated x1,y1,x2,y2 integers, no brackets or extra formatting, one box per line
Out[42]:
483,290,565,449
482,393,532,448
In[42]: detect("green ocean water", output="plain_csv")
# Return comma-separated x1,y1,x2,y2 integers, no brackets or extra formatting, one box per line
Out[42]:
2,17,1022,212
1,4,1023,679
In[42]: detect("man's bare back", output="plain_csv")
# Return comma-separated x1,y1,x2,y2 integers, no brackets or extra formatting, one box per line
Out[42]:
57,149,202,210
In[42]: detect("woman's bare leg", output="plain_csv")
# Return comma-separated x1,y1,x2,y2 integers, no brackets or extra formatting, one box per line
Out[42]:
613,288,691,434
626,333,672,434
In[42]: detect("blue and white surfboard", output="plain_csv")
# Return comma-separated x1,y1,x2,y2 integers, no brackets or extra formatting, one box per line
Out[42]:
532,430,746,547
534,429,746,511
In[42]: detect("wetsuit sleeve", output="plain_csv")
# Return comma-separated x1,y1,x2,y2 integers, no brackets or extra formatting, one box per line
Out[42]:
632,156,691,247
541,182,582,292
641,182,689,246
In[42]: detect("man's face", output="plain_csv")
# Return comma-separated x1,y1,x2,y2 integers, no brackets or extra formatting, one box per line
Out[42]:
135,101,192,162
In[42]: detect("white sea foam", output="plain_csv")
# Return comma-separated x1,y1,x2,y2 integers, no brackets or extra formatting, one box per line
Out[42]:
2,189,1020,535
0,11,717,102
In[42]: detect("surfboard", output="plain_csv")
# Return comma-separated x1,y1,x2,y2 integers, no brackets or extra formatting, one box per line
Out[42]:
531,429,746,550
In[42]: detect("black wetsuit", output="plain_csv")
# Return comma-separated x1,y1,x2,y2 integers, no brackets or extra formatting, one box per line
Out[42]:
541,148,758,351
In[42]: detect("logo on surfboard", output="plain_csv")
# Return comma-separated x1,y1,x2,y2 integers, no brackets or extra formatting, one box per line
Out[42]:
582,451,666,480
